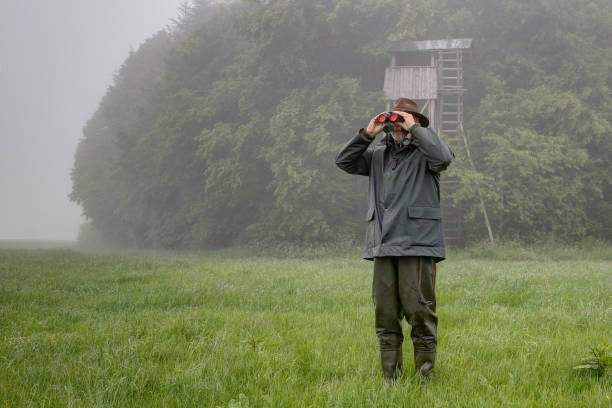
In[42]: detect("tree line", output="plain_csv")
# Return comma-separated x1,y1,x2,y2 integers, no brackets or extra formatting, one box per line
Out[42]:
70,0,612,248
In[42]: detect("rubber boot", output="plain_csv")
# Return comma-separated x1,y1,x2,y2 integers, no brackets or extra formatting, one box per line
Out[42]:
414,351,435,382
381,350,403,385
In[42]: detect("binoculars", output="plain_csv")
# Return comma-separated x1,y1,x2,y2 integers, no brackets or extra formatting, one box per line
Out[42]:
376,112,405,124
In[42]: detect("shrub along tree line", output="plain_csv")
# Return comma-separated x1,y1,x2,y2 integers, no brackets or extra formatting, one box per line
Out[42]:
70,0,612,249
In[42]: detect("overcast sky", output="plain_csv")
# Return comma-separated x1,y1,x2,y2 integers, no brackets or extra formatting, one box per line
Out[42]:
0,0,184,241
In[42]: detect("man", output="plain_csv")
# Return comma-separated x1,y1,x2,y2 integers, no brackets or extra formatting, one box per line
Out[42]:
335,98,454,384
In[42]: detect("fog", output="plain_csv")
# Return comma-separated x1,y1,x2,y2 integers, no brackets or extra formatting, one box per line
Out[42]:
0,0,183,241
2,1,609,248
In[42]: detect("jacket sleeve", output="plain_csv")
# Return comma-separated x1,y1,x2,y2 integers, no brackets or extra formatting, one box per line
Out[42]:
411,125,454,173
335,129,374,176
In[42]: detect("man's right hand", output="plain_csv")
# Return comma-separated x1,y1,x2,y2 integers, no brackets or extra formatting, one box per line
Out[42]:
365,113,387,138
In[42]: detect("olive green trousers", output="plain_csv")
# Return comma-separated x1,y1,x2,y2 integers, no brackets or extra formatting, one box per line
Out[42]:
372,256,438,353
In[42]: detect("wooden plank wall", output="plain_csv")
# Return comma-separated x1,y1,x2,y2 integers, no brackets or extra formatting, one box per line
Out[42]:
383,67,438,101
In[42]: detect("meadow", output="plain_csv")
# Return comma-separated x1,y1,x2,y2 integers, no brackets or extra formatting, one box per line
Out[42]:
0,243,610,407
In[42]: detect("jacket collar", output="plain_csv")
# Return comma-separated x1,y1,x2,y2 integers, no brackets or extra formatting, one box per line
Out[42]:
383,133,414,152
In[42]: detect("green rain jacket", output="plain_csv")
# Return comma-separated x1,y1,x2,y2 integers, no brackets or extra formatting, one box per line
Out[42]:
336,125,454,262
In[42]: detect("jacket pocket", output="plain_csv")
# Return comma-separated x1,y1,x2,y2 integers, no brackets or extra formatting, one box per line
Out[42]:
365,206,378,252
406,206,442,246
408,206,441,220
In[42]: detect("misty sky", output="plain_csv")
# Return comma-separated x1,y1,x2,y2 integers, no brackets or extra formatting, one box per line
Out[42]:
0,0,183,241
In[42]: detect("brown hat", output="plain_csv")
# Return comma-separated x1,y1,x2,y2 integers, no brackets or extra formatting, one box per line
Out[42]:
392,97,429,128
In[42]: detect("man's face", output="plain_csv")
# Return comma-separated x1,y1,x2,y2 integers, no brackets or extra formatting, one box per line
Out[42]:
391,113,418,141
392,123,404,140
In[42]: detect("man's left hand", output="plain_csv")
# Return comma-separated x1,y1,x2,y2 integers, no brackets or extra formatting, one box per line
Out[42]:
393,111,416,131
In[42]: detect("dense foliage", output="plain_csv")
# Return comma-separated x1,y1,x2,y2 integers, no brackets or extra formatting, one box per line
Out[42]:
71,0,612,248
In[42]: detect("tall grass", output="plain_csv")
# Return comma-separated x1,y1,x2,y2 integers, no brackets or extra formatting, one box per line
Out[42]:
0,245,610,407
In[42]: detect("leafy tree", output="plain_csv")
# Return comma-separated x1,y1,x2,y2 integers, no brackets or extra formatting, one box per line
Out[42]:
71,0,612,248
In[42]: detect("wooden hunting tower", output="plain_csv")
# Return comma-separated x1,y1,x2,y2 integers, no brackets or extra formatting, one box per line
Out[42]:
383,38,473,244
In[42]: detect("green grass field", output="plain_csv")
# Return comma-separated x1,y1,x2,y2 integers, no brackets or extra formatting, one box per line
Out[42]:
0,244,610,407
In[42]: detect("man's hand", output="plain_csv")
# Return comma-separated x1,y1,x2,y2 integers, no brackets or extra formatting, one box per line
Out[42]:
365,113,387,138
393,111,417,131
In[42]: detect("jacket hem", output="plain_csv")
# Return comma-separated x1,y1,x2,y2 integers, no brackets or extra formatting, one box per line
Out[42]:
364,245,446,263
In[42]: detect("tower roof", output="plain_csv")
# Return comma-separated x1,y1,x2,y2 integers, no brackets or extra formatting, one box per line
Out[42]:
390,38,472,52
